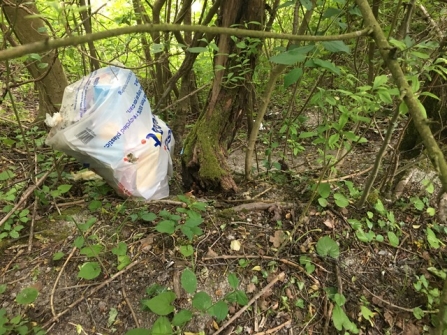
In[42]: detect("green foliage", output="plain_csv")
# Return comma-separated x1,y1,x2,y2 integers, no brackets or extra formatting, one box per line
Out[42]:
78,262,101,280
316,236,340,259
16,287,38,305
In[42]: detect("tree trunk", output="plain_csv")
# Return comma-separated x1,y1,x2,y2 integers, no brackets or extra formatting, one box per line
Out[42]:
2,0,68,119
182,0,264,192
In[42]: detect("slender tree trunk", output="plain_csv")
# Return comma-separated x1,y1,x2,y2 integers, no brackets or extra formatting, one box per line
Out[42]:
78,0,100,71
2,0,68,118
182,0,265,192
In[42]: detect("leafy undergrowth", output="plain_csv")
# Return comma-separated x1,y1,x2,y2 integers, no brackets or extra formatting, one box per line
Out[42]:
1,120,446,335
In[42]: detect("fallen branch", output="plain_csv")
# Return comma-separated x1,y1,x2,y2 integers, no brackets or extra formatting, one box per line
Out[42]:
43,260,141,329
253,319,291,335
229,202,295,212
212,272,286,335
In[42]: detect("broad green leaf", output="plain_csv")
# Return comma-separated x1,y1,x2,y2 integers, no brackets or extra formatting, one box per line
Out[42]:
322,40,350,53
181,268,197,294
151,316,172,335
74,236,85,248
235,290,249,305
117,255,131,270
140,212,157,222
334,193,349,208
270,50,307,65
333,293,346,306
78,262,101,280
411,197,424,211
143,292,176,315
410,51,430,59
284,68,303,88
377,89,393,104
426,227,442,249
228,273,239,289
317,183,331,198
316,236,340,258
112,242,128,256
323,7,342,18
179,245,194,257
58,184,72,194
311,58,340,75
16,287,39,305
210,301,229,322
156,220,176,234
332,305,359,333
53,252,65,261
417,99,427,118
426,207,436,216
125,329,151,335
88,200,102,211
80,244,103,257
399,101,408,115
187,47,208,53
299,255,315,274
150,43,164,54
300,0,313,10
172,309,193,326
374,199,386,215
108,307,118,327
299,131,317,138
192,292,212,311
387,231,399,247
328,133,340,148
0,170,15,181
427,267,446,279
372,75,388,90
318,198,328,207
413,307,424,319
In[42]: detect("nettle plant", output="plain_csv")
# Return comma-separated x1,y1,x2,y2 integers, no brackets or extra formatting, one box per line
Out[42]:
124,271,248,335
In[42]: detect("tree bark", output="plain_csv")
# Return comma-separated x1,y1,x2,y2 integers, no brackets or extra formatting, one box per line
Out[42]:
182,0,265,192
2,0,68,118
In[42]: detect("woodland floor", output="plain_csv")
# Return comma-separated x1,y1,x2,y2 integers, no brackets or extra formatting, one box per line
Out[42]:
0,98,446,335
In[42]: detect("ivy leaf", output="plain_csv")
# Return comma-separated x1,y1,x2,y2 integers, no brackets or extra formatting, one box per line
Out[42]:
322,40,350,53
78,262,101,280
316,236,340,258
181,268,197,294
284,68,303,88
143,292,176,316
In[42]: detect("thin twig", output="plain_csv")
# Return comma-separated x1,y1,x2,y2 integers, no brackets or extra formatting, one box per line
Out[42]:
43,260,141,329
28,199,38,252
252,187,273,199
318,166,373,183
253,319,291,335
212,272,286,335
50,246,77,318
122,282,140,328
0,156,64,227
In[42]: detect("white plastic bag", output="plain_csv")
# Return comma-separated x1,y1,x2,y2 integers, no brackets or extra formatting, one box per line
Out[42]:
45,66,175,200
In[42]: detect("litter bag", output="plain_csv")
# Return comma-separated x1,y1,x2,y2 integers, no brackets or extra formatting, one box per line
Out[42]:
45,66,175,200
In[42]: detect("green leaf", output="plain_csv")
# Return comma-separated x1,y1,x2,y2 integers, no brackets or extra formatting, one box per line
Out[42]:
112,242,128,256
187,47,208,53
412,307,424,319
140,212,157,222
270,50,307,65
117,255,131,270
284,68,303,88
426,227,442,249
73,236,85,248
0,170,15,181
0,284,6,294
333,293,346,306
332,305,359,333
156,220,176,234
78,262,101,280
108,307,118,327
334,193,349,208
151,316,172,335
399,101,408,115
52,252,65,261
88,200,102,211
172,309,193,327
377,89,393,104
316,236,340,258
328,133,340,148
228,273,239,289
411,197,424,211
125,329,151,335
323,7,342,18
417,99,427,118
143,292,176,316
299,131,317,138
318,197,328,207
181,268,197,294
192,292,212,311
80,244,103,257
321,40,350,53
311,58,340,75
210,301,229,322
372,75,388,90
57,184,72,194
317,183,331,198
16,287,39,305
234,290,249,305
387,231,399,247
179,245,194,257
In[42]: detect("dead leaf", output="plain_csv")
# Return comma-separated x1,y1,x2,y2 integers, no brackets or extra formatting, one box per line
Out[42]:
383,310,394,326
323,217,335,229
206,247,218,258
230,239,241,251
246,283,257,293
269,230,286,248
140,234,155,253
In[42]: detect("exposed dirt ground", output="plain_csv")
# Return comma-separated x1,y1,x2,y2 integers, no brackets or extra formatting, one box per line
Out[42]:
1,103,446,335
